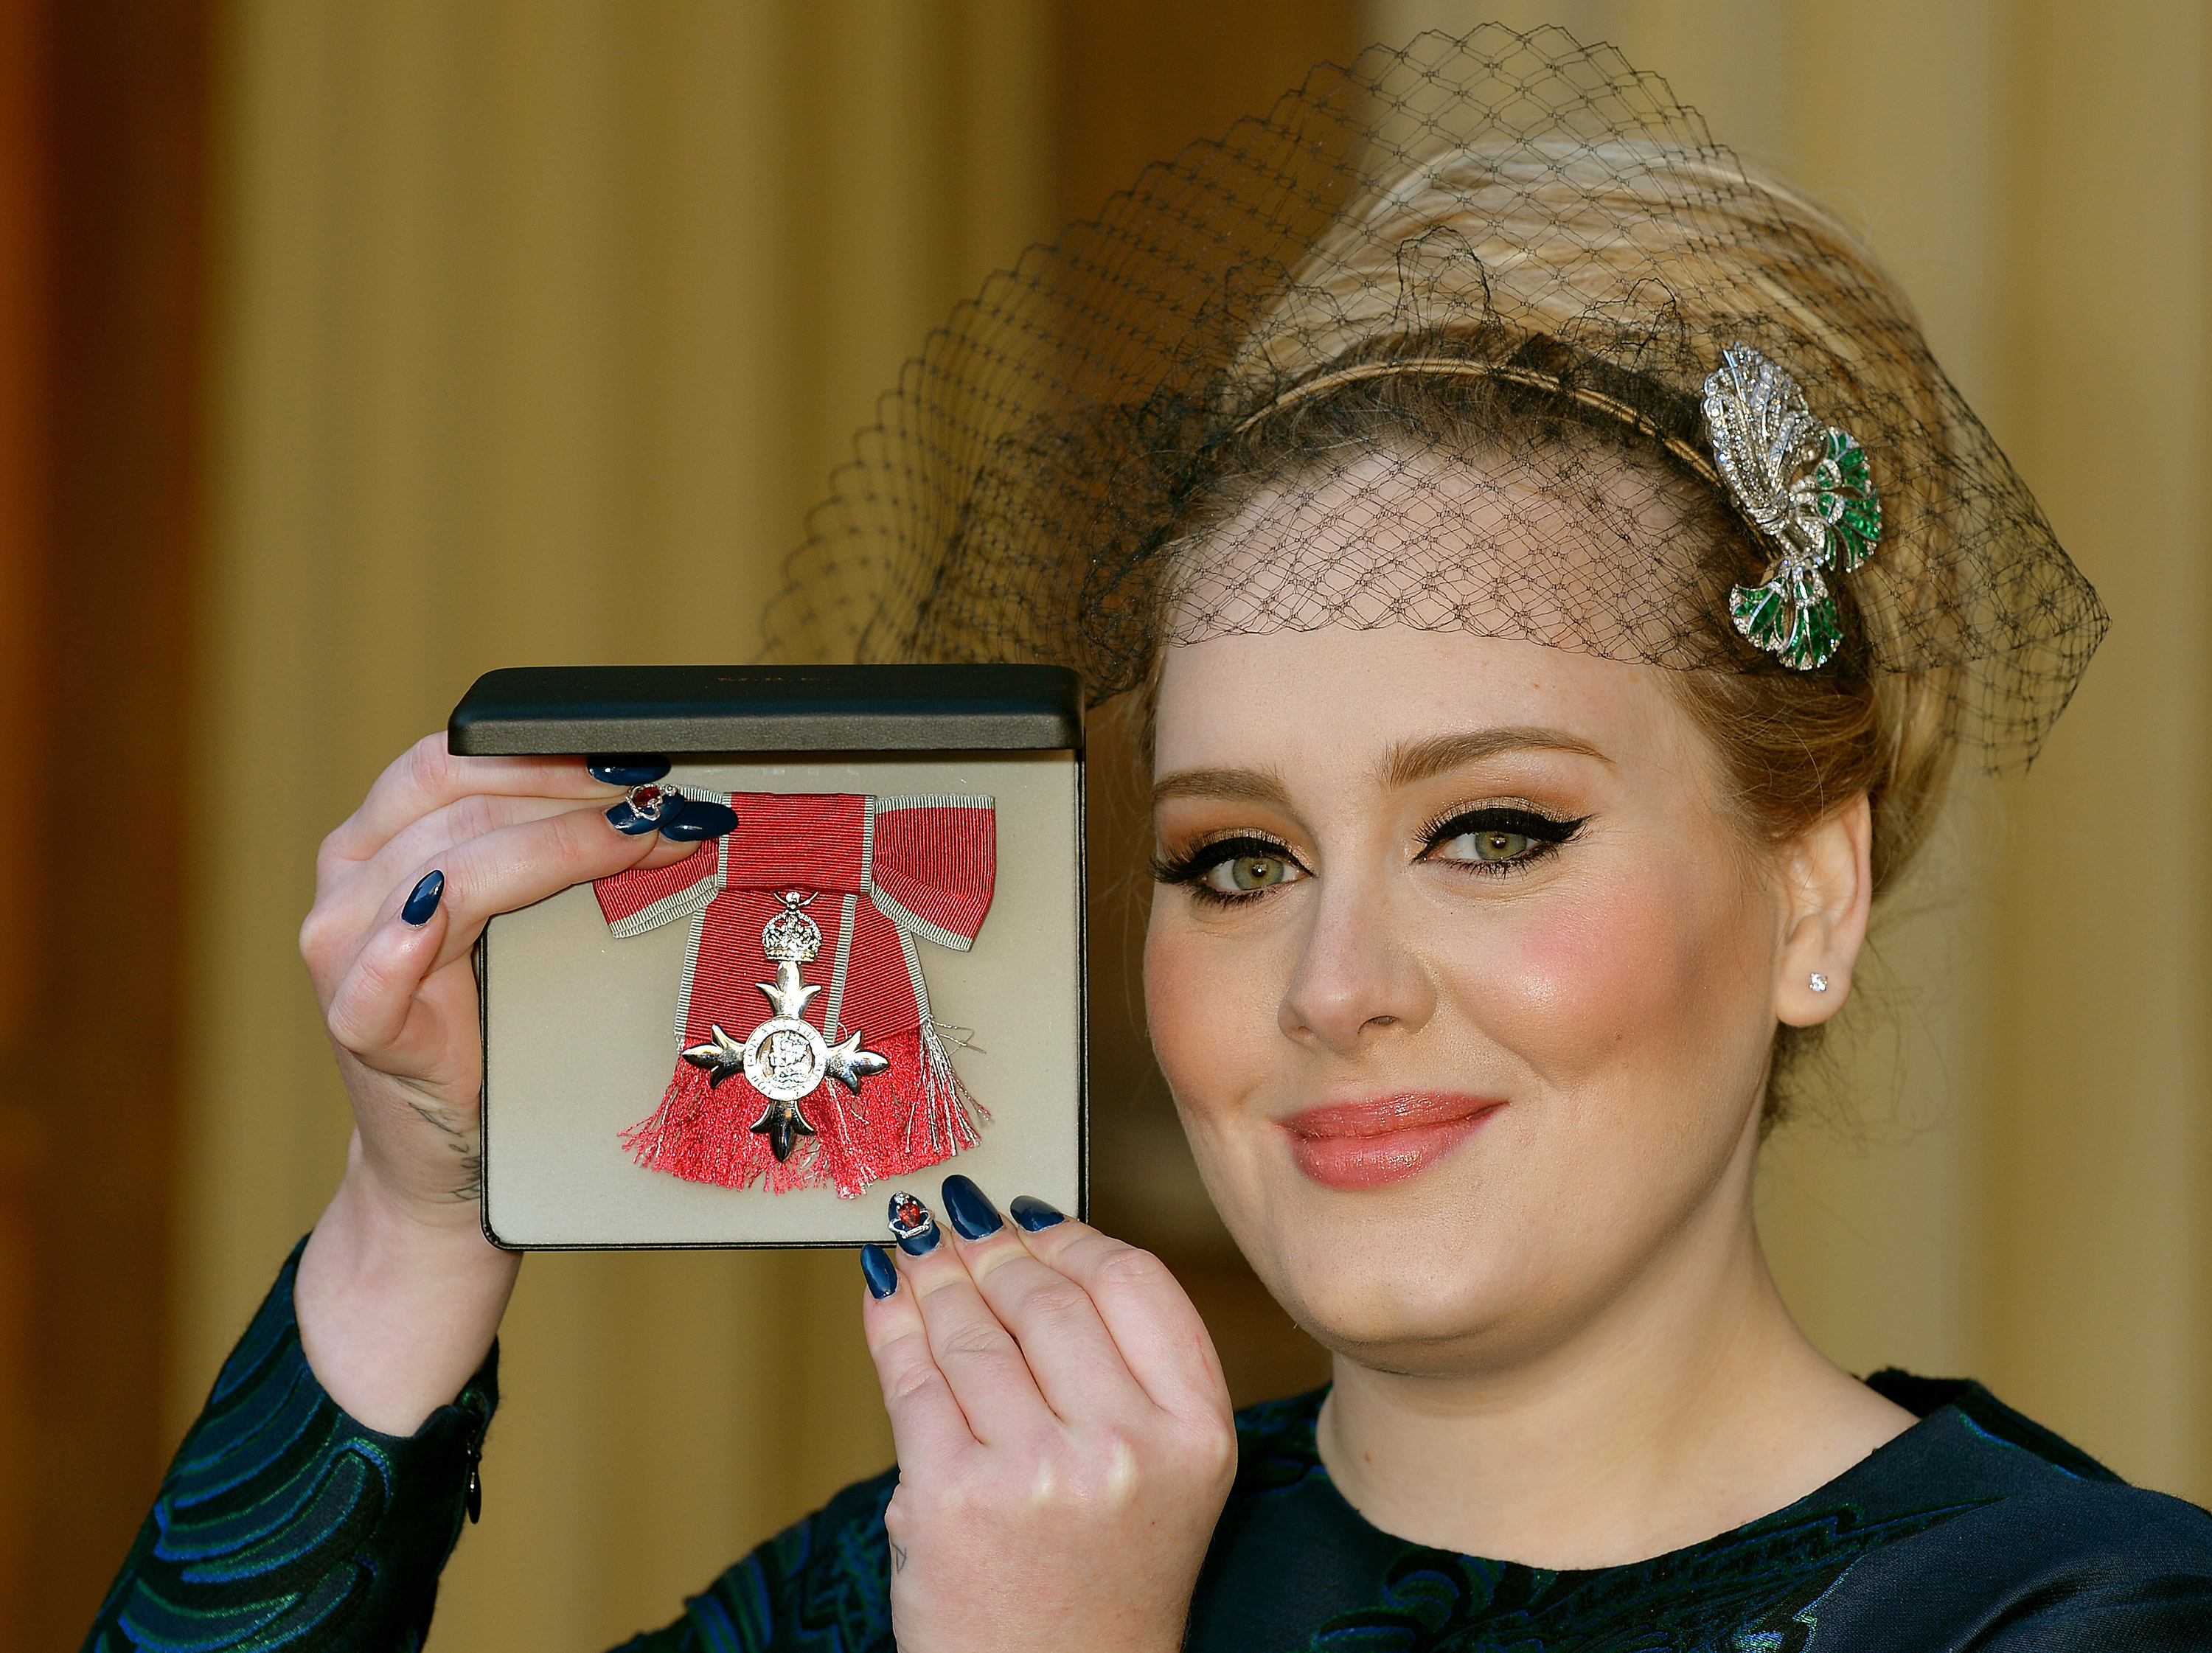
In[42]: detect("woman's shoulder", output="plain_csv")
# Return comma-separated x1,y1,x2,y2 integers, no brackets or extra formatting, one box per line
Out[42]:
1851,1367,2209,1532
1794,1369,2212,1647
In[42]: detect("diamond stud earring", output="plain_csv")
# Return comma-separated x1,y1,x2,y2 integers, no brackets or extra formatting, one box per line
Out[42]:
1809,972,1829,992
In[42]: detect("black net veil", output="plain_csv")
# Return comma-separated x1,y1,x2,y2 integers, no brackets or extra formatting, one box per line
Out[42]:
760,25,2106,770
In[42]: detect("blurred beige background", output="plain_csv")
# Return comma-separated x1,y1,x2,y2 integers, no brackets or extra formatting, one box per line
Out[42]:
160,1,2208,1647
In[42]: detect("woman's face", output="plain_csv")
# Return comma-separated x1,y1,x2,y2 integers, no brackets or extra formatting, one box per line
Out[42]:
1145,512,1843,1375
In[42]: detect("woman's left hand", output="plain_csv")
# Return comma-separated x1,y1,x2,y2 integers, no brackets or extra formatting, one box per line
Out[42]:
861,1177,1237,1653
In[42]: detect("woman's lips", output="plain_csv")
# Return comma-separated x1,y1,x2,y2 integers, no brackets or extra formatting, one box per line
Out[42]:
1281,1093,1506,1190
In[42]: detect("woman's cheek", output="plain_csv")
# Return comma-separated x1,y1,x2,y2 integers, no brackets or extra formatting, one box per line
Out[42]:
1143,908,1288,1121
1143,913,1229,1113
1451,878,1713,1085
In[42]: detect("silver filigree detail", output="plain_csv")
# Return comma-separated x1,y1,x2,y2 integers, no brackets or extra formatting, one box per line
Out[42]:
1702,344,1882,671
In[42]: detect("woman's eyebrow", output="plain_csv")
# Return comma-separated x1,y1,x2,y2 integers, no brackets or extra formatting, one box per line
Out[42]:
1151,766,1291,809
1379,727,1610,790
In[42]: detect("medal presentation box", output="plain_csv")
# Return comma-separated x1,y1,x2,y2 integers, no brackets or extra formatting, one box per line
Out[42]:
452,664,1086,1248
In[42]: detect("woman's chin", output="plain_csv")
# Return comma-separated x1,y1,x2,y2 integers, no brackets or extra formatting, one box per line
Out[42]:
1235,1192,1542,1364
1191,1118,1575,1362
1281,1276,1523,1372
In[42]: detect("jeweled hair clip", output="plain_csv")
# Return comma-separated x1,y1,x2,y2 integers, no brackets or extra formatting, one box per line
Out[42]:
1702,344,1882,671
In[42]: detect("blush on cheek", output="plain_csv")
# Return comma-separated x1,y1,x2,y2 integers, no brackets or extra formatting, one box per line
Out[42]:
1474,883,1716,1079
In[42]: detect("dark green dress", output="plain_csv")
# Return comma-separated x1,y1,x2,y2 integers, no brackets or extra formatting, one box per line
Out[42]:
86,1245,2212,1650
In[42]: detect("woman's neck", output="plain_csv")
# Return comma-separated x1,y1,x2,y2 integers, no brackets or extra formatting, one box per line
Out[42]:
1312,1187,1913,1569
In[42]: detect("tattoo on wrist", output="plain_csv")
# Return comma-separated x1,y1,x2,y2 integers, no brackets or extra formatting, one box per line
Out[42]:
890,1541,908,1574
403,1098,487,1201
452,1157,485,1202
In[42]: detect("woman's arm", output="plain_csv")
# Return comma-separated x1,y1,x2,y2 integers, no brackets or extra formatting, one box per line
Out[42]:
89,736,728,1649
85,1241,496,1652
292,734,712,1430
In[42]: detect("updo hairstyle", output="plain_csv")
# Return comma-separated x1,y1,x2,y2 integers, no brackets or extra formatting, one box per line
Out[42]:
1146,142,1967,1121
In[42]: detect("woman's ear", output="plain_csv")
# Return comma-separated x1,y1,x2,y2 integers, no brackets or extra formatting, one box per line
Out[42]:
1775,793,1873,1029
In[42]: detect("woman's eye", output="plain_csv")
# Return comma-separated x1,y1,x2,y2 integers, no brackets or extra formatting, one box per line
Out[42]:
1439,828,1535,864
1203,853,1302,894
1422,808,1585,871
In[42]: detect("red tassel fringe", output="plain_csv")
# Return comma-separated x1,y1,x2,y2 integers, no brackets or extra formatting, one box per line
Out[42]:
619,1024,982,1199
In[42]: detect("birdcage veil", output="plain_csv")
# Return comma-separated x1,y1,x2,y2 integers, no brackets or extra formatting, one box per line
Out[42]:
761,24,2104,768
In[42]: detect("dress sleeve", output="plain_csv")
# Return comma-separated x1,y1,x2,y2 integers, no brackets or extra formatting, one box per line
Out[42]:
605,1467,900,1652
83,1239,498,1653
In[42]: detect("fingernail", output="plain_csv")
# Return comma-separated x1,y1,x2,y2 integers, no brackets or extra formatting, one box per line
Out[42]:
1009,1195,1065,1232
400,870,445,928
658,799,737,841
940,1174,1004,1240
605,783,684,836
860,1243,899,1299
588,755,670,786
887,1191,939,1256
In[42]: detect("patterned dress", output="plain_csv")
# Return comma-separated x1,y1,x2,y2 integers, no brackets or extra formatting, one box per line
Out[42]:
87,1247,2212,1651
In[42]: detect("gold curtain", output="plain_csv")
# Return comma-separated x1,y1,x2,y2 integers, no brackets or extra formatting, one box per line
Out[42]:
1375,0,2212,1496
180,3,1050,1645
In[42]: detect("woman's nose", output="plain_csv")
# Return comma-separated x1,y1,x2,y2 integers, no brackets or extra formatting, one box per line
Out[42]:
1277,871,1436,1055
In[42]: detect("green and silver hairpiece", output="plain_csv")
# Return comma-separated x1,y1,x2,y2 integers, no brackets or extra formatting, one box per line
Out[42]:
1703,344,1882,670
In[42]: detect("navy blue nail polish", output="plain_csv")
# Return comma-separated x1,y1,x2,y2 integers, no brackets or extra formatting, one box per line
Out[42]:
606,784,684,835
659,798,737,841
1009,1195,1065,1232
588,755,670,786
401,869,445,928
860,1243,899,1299
940,1174,1004,1240
887,1191,939,1256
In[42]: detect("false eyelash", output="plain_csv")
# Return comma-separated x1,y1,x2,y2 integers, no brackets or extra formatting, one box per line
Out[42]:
1418,804,1588,876
1151,833,1309,902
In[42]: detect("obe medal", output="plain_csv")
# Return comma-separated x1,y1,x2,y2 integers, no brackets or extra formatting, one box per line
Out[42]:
679,889,891,1163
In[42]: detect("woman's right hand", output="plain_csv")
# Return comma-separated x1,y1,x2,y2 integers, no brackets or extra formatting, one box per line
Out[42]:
861,1180,1237,1653
293,734,724,1431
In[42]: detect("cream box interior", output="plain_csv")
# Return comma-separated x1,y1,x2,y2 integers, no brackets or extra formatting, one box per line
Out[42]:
479,748,1084,1247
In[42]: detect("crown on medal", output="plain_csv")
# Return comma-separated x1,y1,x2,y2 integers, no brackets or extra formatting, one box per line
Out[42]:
762,889,823,963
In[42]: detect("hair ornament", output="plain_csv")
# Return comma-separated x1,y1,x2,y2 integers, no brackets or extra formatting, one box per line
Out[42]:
1703,344,1882,671
1231,355,1724,489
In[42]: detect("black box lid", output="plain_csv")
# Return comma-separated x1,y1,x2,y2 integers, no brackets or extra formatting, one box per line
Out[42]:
448,664,1084,754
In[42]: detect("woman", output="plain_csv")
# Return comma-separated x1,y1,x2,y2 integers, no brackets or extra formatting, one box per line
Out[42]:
89,28,2211,1652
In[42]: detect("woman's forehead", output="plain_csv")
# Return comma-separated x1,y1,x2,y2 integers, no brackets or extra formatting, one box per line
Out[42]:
1152,623,1691,784
1166,443,1703,656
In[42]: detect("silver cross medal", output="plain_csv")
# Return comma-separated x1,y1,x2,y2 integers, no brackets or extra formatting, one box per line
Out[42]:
680,890,891,1162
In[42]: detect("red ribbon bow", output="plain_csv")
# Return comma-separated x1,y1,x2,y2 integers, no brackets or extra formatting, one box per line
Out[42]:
594,790,995,1197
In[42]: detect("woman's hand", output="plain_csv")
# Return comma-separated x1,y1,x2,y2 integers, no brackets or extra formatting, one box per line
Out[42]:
861,1177,1237,1653
294,734,720,1431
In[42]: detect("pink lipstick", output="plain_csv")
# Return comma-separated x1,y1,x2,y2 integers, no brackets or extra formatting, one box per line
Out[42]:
1281,1093,1504,1190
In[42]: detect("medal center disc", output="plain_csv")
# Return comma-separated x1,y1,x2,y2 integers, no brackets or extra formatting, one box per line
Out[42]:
742,1017,827,1102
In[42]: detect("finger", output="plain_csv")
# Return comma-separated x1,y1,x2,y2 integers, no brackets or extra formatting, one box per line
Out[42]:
881,1190,1054,1442
322,870,458,1072
937,1175,1150,1422
859,1244,982,1467
322,734,624,870
1006,1201,1230,1423
321,786,711,1067
402,801,720,978
322,787,698,943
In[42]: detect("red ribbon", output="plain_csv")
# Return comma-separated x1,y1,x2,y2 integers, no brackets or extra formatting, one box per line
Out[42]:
593,790,995,1198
